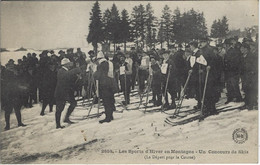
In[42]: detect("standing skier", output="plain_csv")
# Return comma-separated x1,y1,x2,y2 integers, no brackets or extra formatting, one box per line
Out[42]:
119,54,132,105
94,51,117,123
199,37,220,117
150,56,162,106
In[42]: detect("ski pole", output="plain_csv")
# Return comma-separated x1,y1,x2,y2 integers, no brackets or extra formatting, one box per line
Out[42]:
133,65,139,90
161,65,172,112
96,80,100,117
144,74,153,113
199,64,202,109
124,68,128,111
200,66,211,118
174,69,193,115
138,71,150,109
87,77,96,117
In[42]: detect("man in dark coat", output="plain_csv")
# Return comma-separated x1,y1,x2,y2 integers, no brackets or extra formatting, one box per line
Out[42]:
223,38,243,103
150,56,162,106
94,51,116,123
240,43,258,109
173,44,187,99
40,62,57,115
199,38,221,117
1,62,27,130
130,47,139,90
161,51,177,109
54,58,85,129
189,41,204,109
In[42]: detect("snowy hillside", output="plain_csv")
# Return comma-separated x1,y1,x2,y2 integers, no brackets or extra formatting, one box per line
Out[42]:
0,90,258,163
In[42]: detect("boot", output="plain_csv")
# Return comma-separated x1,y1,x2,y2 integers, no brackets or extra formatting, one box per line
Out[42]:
18,123,27,127
40,111,45,116
162,102,169,109
99,118,111,124
56,125,65,129
49,105,53,112
169,102,176,109
5,112,10,131
56,112,64,128
64,106,75,124
4,125,10,131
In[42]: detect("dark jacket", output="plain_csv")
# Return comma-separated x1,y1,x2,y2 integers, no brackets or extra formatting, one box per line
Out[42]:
42,68,57,99
54,67,81,101
173,50,187,77
241,52,258,89
224,47,242,78
94,59,116,98
151,63,162,86
1,69,28,108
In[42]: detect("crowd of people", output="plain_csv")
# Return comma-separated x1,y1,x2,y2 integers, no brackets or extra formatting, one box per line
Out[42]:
1,36,258,130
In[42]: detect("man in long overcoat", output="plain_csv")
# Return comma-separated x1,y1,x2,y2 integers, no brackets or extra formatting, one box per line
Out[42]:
54,58,85,129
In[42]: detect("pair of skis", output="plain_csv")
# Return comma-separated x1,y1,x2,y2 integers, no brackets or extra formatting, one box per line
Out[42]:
165,66,212,125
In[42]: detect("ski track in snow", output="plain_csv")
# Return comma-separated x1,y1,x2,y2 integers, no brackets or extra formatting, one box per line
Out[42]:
0,89,258,163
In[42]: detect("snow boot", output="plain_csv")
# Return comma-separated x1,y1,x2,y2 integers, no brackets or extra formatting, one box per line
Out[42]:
168,103,176,110
4,124,10,131
18,123,27,127
162,103,169,109
99,118,111,124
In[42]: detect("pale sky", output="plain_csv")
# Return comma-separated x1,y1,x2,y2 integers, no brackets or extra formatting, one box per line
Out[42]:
0,1,258,50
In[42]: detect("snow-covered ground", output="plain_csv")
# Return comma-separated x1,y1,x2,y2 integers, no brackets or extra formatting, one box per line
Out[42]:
0,89,258,163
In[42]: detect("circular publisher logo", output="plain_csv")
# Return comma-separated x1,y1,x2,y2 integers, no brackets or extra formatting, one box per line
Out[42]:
232,128,248,144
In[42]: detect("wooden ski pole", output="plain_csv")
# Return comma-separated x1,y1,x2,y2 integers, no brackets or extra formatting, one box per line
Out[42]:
174,69,193,115
144,74,153,113
124,69,128,106
96,80,100,117
199,65,202,109
138,73,149,109
87,77,96,117
161,65,172,112
200,66,211,118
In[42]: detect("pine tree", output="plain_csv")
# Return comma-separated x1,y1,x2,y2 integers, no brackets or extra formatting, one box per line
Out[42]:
210,16,229,39
87,1,103,54
120,9,131,52
157,21,165,49
145,3,157,50
161,5,172,49
172,7,182,43
109,4,121,52
131,4,146,49
172,8,207,43
102,9,111,54
220,16,229,37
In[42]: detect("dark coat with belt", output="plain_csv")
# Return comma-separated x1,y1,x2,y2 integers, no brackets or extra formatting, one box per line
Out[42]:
54,67,81,101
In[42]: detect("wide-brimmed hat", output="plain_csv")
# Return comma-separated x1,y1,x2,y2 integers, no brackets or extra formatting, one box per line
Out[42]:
61,58,72,65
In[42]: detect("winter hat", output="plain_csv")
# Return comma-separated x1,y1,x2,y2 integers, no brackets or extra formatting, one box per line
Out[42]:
61,58,71,65
97,51,104,59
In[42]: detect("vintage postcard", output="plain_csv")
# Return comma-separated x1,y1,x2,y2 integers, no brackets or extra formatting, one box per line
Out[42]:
0,0,258,164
